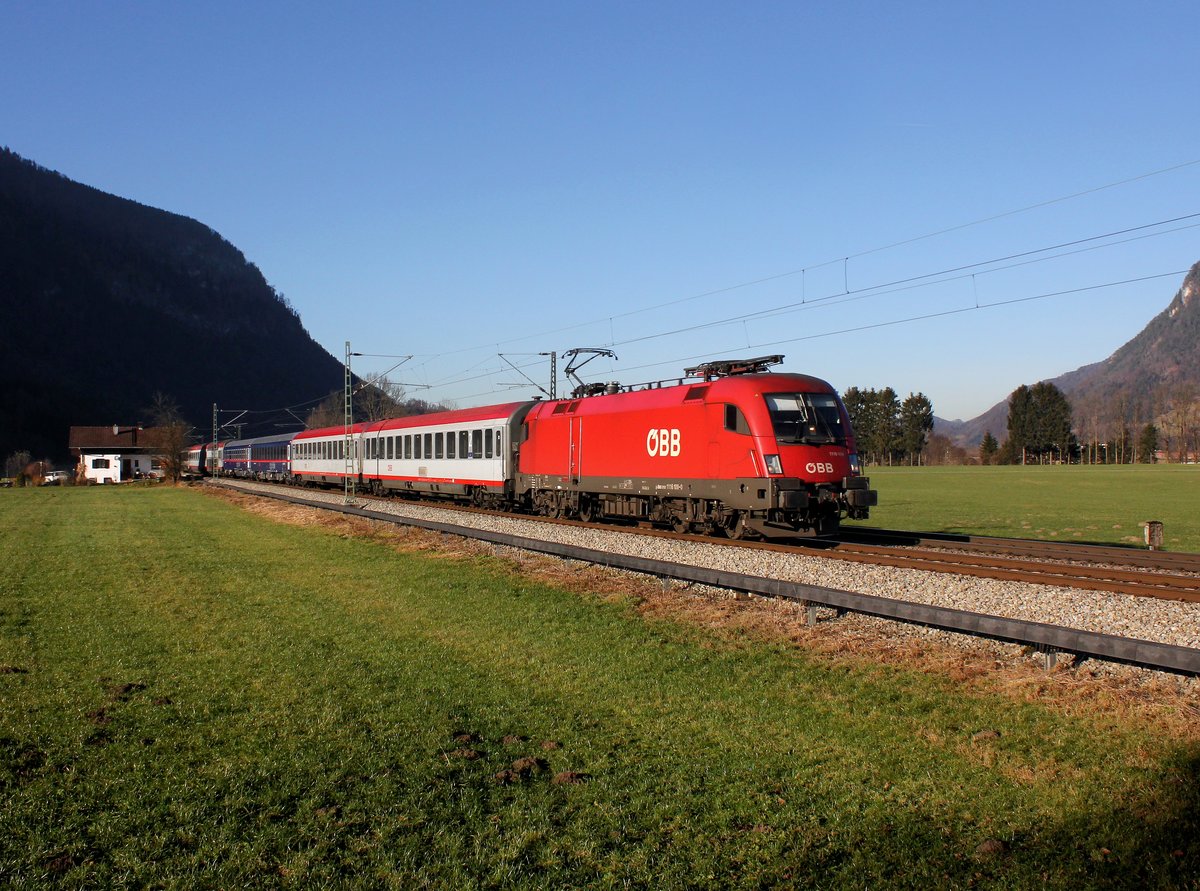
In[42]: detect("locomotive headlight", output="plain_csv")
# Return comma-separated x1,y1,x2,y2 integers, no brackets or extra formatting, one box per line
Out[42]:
849,452,862,475
764,454,783,475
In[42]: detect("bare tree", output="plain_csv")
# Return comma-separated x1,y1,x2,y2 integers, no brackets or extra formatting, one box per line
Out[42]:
356,376,407,422
4,450,31,485
305,392,344,430
143,392,192,483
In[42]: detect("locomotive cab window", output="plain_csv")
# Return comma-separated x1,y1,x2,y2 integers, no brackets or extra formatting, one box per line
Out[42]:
724,404,751,435
765,393,845,445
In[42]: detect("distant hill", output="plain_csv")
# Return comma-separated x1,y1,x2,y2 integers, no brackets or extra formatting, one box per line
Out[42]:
0,148,345,461
936,262,1200,448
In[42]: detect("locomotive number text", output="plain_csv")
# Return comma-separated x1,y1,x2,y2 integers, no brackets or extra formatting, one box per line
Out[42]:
646,428,681,457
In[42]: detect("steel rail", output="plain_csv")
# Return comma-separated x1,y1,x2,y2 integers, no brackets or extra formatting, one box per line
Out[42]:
840,526,1200,573
214,481,1200,677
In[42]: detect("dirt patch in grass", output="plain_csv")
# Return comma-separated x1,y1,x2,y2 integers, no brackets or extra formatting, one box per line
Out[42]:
206,487,1200,739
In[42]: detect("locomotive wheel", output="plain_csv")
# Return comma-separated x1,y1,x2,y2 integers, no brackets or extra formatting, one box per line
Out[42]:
730,513,756,540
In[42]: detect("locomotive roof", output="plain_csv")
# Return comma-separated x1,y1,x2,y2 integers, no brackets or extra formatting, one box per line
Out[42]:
529,372,838,417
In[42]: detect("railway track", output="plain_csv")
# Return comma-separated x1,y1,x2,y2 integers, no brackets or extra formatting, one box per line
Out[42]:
805,537,1200,604
837,526,1200,573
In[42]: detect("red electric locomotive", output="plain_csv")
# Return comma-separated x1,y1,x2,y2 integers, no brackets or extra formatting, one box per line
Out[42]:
214,354,874,538
515,355,876,537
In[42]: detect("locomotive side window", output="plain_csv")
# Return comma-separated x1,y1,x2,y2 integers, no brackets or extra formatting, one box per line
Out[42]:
471,429,482,458
724,404,751,435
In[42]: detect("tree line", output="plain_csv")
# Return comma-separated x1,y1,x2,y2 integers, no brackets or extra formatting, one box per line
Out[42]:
841,388,935,465
841,381,1183,466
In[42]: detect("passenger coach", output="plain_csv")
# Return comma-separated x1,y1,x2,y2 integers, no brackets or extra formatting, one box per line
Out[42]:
291,403,535,504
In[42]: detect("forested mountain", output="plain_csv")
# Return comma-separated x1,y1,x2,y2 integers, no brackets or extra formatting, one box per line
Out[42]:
936,262,1200,447
0,148,345,461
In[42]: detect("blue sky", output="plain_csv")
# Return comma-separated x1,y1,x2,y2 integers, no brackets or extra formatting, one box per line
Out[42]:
4,1,1198,421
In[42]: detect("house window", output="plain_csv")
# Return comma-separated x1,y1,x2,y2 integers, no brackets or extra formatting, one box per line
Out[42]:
92,458,110,469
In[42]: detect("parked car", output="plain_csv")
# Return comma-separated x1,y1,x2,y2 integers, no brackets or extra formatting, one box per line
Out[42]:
41,470,71,486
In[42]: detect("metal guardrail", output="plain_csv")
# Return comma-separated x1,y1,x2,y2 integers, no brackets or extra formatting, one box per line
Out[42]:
216,482,1200,676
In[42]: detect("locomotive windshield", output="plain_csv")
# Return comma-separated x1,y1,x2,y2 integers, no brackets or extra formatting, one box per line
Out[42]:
764,393,846,444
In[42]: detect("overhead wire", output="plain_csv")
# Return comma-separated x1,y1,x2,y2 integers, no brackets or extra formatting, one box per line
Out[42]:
397,157,1200,363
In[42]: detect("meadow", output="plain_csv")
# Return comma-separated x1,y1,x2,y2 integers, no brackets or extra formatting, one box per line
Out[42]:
1,485,1196,888
851,464,1200,552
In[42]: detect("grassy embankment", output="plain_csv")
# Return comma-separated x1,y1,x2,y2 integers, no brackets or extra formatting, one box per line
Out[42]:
1,486,1197,888
852,464,1200,552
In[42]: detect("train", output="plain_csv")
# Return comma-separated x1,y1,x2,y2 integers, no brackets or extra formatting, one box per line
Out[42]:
185,355,877,537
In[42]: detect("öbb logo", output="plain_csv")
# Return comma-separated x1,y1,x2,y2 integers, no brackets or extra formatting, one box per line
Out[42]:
646,428,681,457
806,462,835,474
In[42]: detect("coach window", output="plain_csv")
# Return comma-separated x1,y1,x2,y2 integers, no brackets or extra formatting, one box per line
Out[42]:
446,431,456,459
402,435,409,459
495,428,503,455
423,433,433,458
724,404,751,435
485,429,493,459
435,432,444,459
471,429,482,458
459,430,468,458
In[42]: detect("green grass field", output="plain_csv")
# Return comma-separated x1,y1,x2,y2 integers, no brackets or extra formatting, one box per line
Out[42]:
850,464,1200,552
1,486,1197,888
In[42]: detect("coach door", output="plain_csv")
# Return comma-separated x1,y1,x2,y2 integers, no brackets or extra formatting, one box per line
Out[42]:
567,417,583,483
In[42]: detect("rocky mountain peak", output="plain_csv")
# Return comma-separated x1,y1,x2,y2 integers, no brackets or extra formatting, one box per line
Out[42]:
1170,260,1200,318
